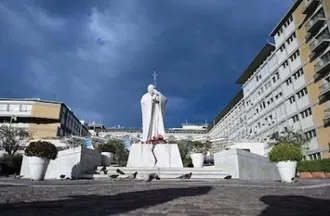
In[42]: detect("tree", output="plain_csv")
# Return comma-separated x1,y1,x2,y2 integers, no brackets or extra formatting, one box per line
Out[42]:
0,125,31,155
106,139,129,166
269,128,310,150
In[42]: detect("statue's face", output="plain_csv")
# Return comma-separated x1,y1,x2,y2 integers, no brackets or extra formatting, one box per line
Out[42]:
148,84,155,95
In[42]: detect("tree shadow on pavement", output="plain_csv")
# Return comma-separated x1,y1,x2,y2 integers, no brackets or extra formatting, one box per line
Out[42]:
0,186,212,216
259,195,330,216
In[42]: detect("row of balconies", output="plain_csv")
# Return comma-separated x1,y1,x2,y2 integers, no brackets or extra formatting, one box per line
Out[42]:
319,81,330,96
324,107,330,126
309,30,330,53
302,0,321,15
305,8,326,34
314,50,330,81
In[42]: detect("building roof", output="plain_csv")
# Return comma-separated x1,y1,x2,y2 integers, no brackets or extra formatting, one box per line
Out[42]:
270,0,302,36
0,98,63,104
207,90,244,132
0,98,89,132
235,43,275,84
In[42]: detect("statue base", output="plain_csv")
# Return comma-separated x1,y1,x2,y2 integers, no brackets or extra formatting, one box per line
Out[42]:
126,143,183,168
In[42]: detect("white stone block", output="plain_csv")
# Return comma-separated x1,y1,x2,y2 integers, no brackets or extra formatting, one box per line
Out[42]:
20,146,102,179
126,143,183,168
214,148,281,181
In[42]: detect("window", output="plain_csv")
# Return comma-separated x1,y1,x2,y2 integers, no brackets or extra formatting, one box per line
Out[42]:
265,81,272,90
292,114,299,123
305,129,317,139
289,95,296,104
0,104,8,111
20,105,32,112
279,44,286,52
282,60,289,69
286,77,292,85
8,104,20,112
277,28,283,36
297,88,308,99
287,32,296,45
289,50,300,62
272,72,280,83
293,69,304,80
301,108,312,118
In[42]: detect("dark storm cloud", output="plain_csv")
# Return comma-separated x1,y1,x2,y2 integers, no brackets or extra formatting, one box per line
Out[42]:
0,0,295,127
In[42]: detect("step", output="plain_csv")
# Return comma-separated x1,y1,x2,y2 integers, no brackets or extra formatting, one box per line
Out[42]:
80,166,231,180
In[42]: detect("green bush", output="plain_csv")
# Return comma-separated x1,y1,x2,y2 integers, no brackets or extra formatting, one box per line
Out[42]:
0,154,23,175
321,159,330,172
297,160,319,172
297,159,330,172
25,141,58,160
98,143,116,153
269,143,303,162
183,157,193,167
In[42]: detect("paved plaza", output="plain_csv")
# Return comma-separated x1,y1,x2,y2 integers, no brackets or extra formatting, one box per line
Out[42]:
0,178,329,216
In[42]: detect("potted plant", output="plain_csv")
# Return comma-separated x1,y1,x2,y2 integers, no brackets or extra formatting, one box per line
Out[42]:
269,143,303,183
190,141,209,168
98,143,116,166
25,140,58,181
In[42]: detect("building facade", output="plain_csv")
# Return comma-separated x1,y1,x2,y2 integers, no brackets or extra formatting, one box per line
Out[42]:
92,123,208,143
208,0,330,159
269,0,330,159
0,98,90,139
207,90,247,142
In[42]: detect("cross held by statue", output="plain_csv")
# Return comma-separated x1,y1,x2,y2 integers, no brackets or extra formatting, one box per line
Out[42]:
152,71,158,87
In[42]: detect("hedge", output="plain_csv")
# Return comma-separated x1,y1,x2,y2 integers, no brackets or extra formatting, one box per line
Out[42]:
297,159,330,172
0,154,23,175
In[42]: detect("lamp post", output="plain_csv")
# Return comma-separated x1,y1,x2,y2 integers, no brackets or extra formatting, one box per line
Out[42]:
9,115,17,128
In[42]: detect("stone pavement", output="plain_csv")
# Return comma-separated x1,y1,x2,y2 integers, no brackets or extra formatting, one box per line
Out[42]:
0,178,329,216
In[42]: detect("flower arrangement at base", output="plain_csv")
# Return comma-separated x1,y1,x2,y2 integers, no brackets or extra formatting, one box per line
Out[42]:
147,134,167,144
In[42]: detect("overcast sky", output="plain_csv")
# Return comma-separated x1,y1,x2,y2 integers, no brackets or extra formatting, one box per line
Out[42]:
0,0,295,128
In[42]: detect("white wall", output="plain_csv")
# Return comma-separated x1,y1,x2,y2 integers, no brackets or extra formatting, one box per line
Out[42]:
214,149,281,181
20,146,102,179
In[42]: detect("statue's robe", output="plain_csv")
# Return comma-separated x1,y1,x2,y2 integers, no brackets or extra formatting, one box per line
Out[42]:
140,89,167,143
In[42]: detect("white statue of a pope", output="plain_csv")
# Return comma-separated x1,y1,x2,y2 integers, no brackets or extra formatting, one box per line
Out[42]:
140,84,167,143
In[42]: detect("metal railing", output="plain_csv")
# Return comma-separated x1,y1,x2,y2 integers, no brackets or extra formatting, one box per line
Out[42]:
315,52,330,72
305,11,326,30
320,82,330,95
324,108,330,120
310,33,330,51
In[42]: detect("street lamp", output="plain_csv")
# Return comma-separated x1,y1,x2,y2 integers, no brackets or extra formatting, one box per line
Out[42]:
9,115,17,128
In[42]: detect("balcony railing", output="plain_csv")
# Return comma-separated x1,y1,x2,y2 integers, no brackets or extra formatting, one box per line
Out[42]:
315,51,330,75
310,33,330,53
305,11,326,33
319,82,330,96
324,108,330,126
302,0,321,15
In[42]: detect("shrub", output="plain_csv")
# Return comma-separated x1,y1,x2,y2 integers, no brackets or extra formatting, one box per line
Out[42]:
98,143,116,153
297,160,320,172
183,157,193,167
297,159,330,172
25,141,58,160
0,154,23,175
269,143,303,162
321,159,330,172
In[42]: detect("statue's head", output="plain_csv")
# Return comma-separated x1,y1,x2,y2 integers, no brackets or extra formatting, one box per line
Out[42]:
147,84,155,95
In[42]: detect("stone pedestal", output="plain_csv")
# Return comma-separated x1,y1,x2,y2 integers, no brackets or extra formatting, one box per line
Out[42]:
126,143,183,168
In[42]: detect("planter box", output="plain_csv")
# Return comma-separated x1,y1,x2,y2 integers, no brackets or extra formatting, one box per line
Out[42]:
101,152,113,166
325,172,330,178
299,172,312,179
28,156,50,181
311,171,326,178
276,161,297,183
190,153,204,168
